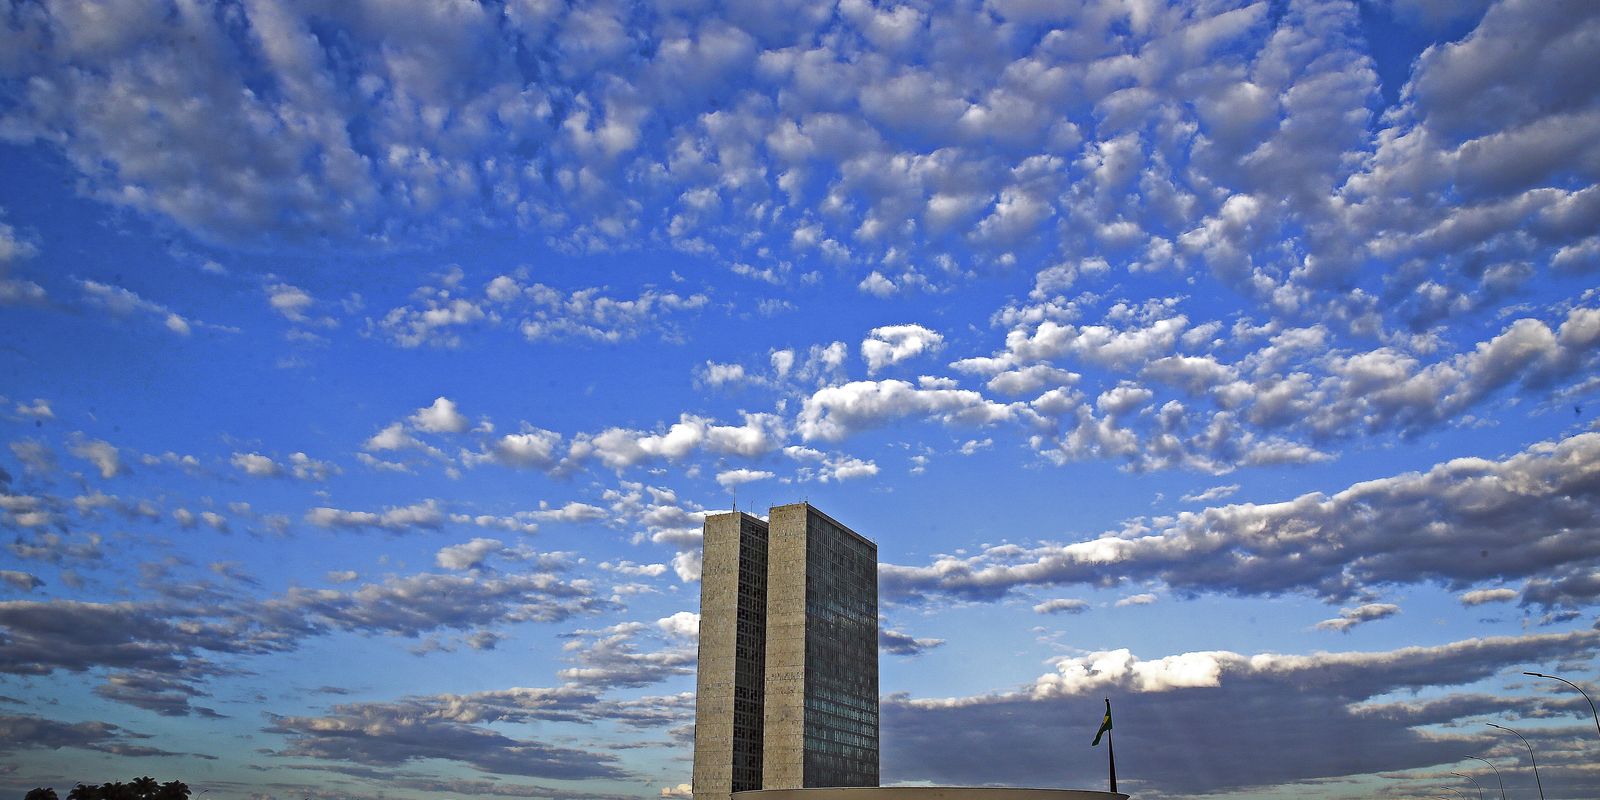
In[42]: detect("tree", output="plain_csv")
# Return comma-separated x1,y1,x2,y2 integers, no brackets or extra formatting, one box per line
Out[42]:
39,777,190,800
152,782,188,800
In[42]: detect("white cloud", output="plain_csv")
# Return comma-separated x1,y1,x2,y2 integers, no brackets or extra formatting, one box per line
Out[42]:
67,436,123,479
76,279,220,337
13,399,53,421
288,452,339,482
861,324,944,374
671,550,702,583
798,380,1016,441
770,349,796,378
700,362,749,388
365,423,424,453
1181,484,1240,503
474,428,564,470
266,282,315,322
581,413,784,470
0,214,44,306
1115,593,1158,607
436,538,508,571
1459,588,1517,607
715,469,774,489
882,432,1600,605
231,452,282,478
410,397,470,434
656,611,699,639
1033,598,1088,615
306,500,445,533
529,501,608,523
1315,603,1401,633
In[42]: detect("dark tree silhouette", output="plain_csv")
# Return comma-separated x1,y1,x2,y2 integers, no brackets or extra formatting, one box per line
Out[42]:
40,778,189,800
152,783,189,800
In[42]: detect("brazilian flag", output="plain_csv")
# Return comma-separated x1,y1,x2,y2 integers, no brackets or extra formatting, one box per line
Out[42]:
1091,698,1113,746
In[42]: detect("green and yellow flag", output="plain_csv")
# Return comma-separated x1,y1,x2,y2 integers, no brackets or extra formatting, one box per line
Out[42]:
1091,698,1113,746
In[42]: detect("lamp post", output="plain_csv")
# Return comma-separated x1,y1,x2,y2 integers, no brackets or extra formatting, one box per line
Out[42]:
1464,755,1507,800
1486,722,1545,800
1524,671,1600,740
1451,772,1485,800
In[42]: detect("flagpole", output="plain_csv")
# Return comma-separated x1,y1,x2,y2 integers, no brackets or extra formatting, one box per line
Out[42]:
1107,727,1118,794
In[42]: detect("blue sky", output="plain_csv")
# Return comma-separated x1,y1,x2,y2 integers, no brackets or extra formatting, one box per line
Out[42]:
2,0,1600,798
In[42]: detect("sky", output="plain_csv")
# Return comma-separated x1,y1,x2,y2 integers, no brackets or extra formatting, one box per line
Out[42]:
1,0,1599,798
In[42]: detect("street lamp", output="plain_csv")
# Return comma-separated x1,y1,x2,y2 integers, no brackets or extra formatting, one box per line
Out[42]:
1524,670,1600,740
1486,722,1545,800
1450,771,1485,800
1464,755,1507,800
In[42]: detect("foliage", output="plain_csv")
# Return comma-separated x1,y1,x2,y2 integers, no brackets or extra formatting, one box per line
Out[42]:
27,778,189,800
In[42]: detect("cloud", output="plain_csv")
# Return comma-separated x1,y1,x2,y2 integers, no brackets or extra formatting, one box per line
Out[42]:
0,713,173,757
882,432,1600,604
1460,588,1518,607
288,452,340,481
557,621,696,690
579,413,784,470
265,282,315,322
264,683,691,785
1115,593,1158,607
879,627,945,656
256,569,601,642
0,214,43,306
529,501,609,524
715,468,774,489
436,538,511,571
656,611,699,640
1315,603,1401,633
886,628,1600,795
92,669,222,718
67,435,123,479
698,361,751,388
473,428,565,470
306,500,445,533
861,324,945,374
798,379,1017,441
1032,598,1088,615
76,279,207,336
411,396,470,433
12,398,53,421
784,447,881,483
370,270,710,348
268,699,626,780
0,599,231,678
0,571,43,592
231,452,283,478
1181,484,1241,503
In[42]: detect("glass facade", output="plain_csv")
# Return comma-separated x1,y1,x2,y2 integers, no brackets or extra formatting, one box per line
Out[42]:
731,515,768,791
800,511,879,787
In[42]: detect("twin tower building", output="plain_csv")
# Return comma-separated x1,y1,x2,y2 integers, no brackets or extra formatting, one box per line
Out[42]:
692,503,880,800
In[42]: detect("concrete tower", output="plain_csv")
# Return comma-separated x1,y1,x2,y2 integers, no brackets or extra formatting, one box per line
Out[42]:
761,503,879,790
692,511,770,798
692,504,878,800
